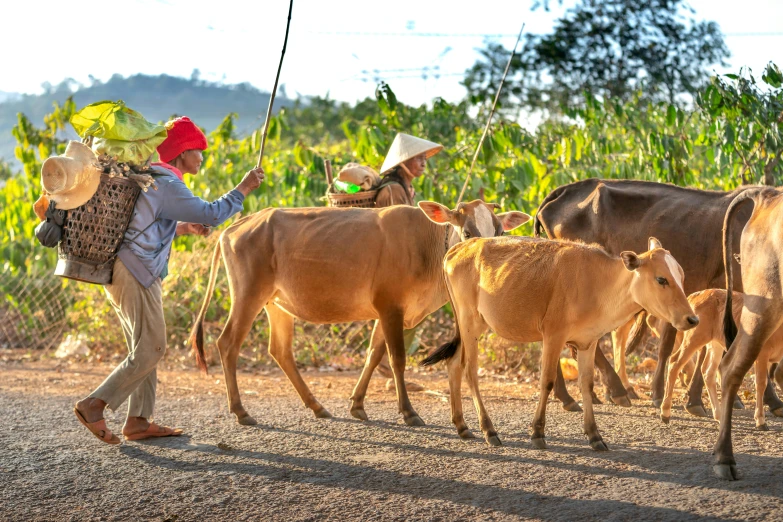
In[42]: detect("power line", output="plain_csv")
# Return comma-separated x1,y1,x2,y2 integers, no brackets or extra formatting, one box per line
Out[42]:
311,31,519,38
312,30,783,38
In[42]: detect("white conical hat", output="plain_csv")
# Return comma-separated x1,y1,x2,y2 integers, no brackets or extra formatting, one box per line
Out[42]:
380,133,443,174
40,141,102,210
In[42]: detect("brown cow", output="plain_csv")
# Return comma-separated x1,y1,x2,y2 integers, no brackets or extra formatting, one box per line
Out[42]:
661,289,783,429
534,178,780,416
422,236,697,449
716,187,783,480
189,201,529,426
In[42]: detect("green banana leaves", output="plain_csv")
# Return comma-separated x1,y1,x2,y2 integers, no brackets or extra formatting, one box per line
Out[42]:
70,100,167,164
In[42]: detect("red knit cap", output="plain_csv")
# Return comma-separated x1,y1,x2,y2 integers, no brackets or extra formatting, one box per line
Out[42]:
156,117,208,163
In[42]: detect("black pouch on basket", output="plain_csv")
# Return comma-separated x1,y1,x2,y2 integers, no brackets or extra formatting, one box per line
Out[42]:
34,201,67,248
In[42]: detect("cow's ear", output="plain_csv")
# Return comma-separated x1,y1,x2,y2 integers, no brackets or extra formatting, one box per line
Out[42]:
418,201,454,225
648,237,663,251
621,251,641,271
497,211,531,231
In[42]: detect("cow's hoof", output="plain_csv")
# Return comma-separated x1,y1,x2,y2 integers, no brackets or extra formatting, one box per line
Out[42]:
713,464,738,481
626,387,640,400
686,404,709,418
590,439,609,451
612,395,632,407
350,407,368,421
733,397,745,410
592,392,603,405
404,415,425,427
486,434,502,447
652,398,663,408
236,414,258,426
531,437,547,450
756,423,770,432
660,415,670,424
313,406,333,419
458,427,476,439
771,407,783,418
562,401,583,413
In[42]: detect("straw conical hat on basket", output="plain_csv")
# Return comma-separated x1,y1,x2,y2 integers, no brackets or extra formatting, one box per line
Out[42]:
40,141,101,210
380,133,443,174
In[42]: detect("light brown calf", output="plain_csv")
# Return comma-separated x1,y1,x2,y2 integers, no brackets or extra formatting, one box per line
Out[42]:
423,237,698,449
189,201,529,426
661,289,783,429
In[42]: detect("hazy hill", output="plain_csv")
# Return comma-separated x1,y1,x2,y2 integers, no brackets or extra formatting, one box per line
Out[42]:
0,74,292,169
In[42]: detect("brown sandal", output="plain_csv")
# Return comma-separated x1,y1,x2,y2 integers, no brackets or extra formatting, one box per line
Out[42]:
124,423,183,441
74,408,121,445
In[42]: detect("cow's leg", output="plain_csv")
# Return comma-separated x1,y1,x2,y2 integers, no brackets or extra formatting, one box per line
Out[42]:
531,334,566,449
350,320,386,421
754,359,769,430
680,351,697,388
444,342,474,440
762,361,783,415
380,309,423,426
216,297,267,425
612,319,639,399
595,344,631,406
772,362,783,411
714,330,767,480
660,327,705,423
713,294,780,480
702,345,722,421
652,323,690,409
462,327,499,446
554,356,581,412
266,305,331,419
578,341,607,450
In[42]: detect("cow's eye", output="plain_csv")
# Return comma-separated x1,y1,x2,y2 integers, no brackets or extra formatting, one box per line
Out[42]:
463,231,471,239
656,277,668,286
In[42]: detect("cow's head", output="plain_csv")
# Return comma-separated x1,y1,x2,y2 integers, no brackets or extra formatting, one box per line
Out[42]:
622,237,698,331
418,200,530,245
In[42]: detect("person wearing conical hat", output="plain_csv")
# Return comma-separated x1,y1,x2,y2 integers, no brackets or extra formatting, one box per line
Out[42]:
374,133,443,381
375,133,443,207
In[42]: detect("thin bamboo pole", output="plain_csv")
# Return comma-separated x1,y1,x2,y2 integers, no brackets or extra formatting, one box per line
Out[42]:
256,0,294,169
456,22,525,204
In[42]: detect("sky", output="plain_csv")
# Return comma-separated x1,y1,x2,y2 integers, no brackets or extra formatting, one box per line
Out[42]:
1,0,781,107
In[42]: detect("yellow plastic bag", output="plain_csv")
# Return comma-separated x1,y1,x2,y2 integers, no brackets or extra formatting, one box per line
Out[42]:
70,101,167,164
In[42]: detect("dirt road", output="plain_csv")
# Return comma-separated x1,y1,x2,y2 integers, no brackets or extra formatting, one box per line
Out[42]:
2,359,782,521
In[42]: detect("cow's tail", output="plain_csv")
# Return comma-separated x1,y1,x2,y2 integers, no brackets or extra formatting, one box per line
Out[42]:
625,311,647,356
188,238,224,374
722,188,764,348
422,271,463,366
533,184,569,238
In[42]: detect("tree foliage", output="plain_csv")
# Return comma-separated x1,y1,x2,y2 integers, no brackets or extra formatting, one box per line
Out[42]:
697,63,783,185
465,0,730,112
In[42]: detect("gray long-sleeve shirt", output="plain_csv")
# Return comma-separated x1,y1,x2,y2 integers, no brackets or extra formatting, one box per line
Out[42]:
117,166,245,288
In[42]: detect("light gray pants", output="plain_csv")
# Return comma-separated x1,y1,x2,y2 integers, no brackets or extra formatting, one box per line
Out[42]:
91,259,167,419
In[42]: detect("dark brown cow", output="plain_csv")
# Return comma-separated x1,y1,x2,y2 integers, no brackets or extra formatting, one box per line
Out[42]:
534,178,783,416
717,187,783,480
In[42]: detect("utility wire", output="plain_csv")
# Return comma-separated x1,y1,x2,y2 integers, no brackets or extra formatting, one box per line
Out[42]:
312,30,783,38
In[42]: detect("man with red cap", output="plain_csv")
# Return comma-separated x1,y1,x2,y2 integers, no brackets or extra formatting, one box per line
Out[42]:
73,117,265,445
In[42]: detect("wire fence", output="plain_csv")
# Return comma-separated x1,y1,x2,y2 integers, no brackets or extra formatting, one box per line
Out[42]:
0,272,69,350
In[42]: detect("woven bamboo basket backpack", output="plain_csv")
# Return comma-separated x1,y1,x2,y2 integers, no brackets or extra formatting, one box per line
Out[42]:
323,160,379,208
54,138,142,285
